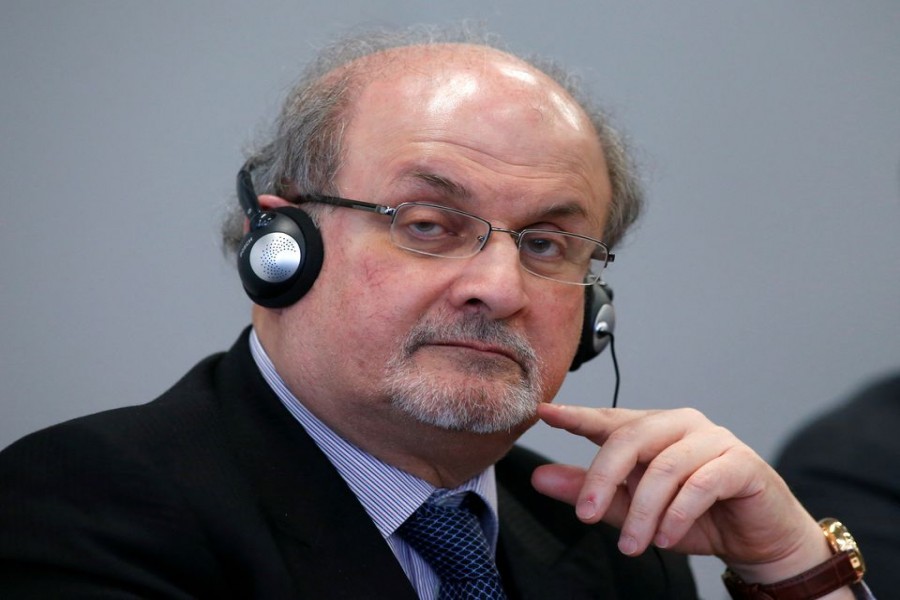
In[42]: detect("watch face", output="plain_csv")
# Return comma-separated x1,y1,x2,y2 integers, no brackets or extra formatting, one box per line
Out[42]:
820,518,866,580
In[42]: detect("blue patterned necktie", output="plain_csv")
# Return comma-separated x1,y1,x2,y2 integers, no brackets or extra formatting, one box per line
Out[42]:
398,492,508,600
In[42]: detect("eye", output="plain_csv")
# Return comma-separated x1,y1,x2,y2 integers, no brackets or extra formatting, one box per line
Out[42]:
390,203,487,257
407,219,448,238
521,233,566,260
397,205,460,240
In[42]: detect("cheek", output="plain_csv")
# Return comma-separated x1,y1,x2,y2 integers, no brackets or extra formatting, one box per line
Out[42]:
533,294,584,388
318,221,398,313
334,250,437,346
544,290,584,347
350,253,414,318
358,253,399,296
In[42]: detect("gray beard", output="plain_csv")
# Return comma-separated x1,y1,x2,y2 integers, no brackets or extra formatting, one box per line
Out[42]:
384,311,544,434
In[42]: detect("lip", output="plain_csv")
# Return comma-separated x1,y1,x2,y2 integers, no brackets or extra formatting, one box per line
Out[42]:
426,341,521,366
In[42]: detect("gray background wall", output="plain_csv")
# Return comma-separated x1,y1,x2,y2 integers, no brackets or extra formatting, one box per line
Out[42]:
2,2,898,597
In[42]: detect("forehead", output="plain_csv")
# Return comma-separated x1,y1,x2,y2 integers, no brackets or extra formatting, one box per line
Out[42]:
345,44,597,148
335,44,611,228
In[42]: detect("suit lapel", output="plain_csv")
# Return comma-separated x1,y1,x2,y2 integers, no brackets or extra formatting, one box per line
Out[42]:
495,446,696,600
496,483,615,599
215,331,418,599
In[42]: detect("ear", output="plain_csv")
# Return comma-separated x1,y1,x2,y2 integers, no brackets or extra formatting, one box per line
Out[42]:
243,194,293,235
258,194,292,211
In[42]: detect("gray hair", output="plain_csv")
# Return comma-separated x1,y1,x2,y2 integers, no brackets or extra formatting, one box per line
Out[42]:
221,24,644,255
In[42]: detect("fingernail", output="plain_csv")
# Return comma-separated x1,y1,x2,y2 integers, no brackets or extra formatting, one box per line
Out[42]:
576,498,597,521
618,534,638,555
654,532,669,548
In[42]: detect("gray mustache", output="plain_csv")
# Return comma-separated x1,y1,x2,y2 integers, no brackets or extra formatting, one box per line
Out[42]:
403,315,538,371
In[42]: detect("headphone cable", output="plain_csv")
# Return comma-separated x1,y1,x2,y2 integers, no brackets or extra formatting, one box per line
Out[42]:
608,333,620,409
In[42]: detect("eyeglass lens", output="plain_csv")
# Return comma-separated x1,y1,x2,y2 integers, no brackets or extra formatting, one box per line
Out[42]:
389,203,607,284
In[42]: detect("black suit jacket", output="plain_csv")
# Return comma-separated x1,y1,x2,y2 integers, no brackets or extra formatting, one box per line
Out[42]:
776,372,900,598
0,330,696,598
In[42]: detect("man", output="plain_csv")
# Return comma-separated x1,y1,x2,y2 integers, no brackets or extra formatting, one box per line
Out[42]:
0,27,870,599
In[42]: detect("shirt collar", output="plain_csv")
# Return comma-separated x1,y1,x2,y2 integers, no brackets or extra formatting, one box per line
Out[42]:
247,328,500,545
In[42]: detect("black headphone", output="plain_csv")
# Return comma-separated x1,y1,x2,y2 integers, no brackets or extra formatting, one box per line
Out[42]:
235,165,615,368
569,280,615,371
236,167,324,308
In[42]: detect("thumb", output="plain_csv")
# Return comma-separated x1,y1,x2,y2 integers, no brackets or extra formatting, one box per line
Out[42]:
532,463,631,530
530,463,585,505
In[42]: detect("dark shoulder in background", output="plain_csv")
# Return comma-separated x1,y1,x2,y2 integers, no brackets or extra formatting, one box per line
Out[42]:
776,371,900,598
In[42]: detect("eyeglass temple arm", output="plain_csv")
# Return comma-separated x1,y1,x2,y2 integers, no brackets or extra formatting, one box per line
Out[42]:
591,247,615,262
301,194,396,217
237,161,396,220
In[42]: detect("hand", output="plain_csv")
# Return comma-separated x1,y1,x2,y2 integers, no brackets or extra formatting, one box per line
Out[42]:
531,404,835,583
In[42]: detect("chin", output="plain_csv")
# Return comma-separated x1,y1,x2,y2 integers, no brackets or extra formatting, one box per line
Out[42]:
386,371,543,435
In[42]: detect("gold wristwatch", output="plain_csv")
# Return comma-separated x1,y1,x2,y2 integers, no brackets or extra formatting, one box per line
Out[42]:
723,518,865,600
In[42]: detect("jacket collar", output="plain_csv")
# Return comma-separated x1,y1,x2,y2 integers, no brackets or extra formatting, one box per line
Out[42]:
216,328,419,599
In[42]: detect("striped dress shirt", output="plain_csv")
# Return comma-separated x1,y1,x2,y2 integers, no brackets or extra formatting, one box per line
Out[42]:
249,329,500,600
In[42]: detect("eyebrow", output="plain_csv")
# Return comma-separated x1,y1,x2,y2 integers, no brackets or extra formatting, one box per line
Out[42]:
408,171,472,200
406,170,590,223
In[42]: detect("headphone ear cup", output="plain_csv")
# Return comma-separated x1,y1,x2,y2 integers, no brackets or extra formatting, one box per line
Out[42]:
237,206,323,308
569,282,615,371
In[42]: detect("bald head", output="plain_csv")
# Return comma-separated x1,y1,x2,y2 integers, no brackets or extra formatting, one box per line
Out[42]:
332,45,610,238
338,43,593,135
222,27,642,253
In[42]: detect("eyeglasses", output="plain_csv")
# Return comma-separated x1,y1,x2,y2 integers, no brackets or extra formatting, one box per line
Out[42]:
299,194,614,285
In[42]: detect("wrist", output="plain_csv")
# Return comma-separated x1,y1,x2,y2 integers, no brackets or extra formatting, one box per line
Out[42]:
723,518,865,600
726,517,832,584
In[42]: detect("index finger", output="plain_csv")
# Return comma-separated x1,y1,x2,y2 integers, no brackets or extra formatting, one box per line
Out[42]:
537,403,657,445
537,404,716,525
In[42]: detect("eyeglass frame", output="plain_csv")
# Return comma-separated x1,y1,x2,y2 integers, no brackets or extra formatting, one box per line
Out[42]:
297,193,615,286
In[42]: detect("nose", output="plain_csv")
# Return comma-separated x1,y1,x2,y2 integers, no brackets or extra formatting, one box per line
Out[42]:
447,230,529,320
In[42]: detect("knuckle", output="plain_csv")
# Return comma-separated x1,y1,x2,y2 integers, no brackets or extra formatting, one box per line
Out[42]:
583,469,620,489
684,469,718,496
645,454,680,479
675,406,706,423
711,423,737,441
731,443,760,461
665,504,693,528
595,407,618,419
606,425,639,447
627,498,656,522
